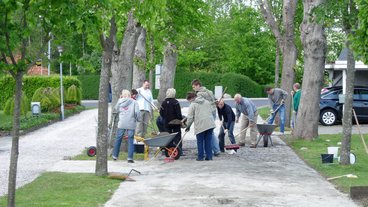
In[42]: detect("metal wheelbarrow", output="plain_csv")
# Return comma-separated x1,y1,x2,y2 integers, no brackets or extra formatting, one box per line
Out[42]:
140,132,181,160
255,124,276,147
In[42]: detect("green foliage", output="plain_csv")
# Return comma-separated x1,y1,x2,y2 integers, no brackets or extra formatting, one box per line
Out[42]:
66,85,82,104
152,69,264,99
76,75,100,99
0,75,80,110
0,172,121,207
3,92,30,116
32,87,61,112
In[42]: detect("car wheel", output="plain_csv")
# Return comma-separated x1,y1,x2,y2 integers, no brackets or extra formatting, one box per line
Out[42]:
320,109,337,126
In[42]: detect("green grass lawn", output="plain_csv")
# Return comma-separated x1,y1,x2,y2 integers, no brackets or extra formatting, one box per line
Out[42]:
0,106,85,132
73,148,145,161
0,172,121,207
258,106,270,120
286,134,368,192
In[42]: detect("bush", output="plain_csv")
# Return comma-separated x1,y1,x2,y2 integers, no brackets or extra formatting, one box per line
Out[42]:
0,75,81,110
220,73,264,98
76,75,100,99
66,85,82,104
32,87,61,112
4,92,30,116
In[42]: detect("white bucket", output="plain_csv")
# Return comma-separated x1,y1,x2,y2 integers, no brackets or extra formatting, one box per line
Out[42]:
327,147,339,159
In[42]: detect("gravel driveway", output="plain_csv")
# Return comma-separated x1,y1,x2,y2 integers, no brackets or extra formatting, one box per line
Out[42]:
0,109,98,196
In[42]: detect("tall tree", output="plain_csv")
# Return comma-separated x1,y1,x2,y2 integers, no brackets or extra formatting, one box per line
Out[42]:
0,0,55,205
294,0,327,139
258,0,298,127
132,28,147,89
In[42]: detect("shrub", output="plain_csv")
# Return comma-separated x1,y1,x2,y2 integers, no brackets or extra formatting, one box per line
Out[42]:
4,92,30,116
0,75,81,110
32,87,61,112
66,85,82,104
76,75,100,99
220,73,264,98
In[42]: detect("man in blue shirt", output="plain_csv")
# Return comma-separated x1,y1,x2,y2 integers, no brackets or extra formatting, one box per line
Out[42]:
234,94,258,148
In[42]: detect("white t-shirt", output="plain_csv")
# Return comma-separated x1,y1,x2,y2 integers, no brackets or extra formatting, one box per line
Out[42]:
136,87,154,112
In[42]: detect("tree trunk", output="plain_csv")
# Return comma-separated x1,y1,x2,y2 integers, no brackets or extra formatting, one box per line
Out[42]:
274,44,280,87
340,42,355,165
110,12,141,153
149,33,155,91
132,28,147,89
157,42,178,106
7,71,23,207
95,17,116,176
111,11,141,110
294,0,327,139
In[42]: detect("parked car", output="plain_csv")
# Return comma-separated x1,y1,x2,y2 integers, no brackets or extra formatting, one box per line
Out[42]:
319,86,368,126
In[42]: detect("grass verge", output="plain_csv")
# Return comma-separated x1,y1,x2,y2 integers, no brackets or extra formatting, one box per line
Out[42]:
73,148,145,161
0,172,121,207
286,134,368,193
257,106,270,120
0,105,85,133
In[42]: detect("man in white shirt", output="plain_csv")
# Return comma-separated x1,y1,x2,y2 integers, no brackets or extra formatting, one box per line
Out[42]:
136,80,156,138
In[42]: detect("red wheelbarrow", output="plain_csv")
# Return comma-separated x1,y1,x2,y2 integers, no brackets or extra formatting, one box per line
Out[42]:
255,124,276,147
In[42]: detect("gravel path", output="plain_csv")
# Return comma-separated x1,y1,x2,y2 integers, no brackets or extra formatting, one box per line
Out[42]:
0,109,98,196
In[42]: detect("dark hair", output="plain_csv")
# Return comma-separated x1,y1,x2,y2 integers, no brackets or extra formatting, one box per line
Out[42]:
131,89,138,95
186,92,197,101
143,80,150,83
265,86,273,92
191,79,201,86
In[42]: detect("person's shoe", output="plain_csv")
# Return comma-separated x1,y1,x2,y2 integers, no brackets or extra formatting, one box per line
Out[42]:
214,152,220,157
250,144,256,148
127,160,134,163
205,158,212,161
196,158,204,161
112,156,118,161
239,143,245,147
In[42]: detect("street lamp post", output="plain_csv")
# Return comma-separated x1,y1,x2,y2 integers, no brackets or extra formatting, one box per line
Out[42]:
57,45,65,121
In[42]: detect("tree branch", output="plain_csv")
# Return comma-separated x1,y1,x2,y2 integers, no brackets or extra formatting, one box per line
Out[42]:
257,0,283,44
4,11,17,66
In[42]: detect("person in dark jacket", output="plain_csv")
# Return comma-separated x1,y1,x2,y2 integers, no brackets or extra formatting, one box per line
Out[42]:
160,88,183,151
217,100,236,152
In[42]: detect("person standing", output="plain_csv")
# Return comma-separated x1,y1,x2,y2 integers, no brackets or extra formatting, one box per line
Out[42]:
160,88,183,152
185,92,216,161
136,80,156,138
191,79,221,156
234,94,258,148
291,83,301,128
265,86,288,134
217,99,236,152
112,90,140,163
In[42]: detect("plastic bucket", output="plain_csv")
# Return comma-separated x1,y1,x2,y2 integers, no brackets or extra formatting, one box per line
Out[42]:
321,154,334,163
327,147,339,158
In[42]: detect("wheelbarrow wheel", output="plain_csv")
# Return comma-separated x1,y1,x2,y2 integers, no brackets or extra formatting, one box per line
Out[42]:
87,146,97,157
263,136,269,147
165,147,181,160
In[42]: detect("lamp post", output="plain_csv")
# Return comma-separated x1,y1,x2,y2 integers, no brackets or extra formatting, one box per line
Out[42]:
57,45,65,120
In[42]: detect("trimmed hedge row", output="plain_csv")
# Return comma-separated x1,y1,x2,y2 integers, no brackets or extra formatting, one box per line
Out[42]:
0,76,81,110
153,70,264,98
76,75,100,100
75,70,264,100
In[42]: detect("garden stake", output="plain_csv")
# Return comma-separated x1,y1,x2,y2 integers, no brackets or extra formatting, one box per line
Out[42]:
353,109,368,154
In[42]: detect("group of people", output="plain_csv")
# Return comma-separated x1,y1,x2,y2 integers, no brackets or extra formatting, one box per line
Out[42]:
111,78,302,163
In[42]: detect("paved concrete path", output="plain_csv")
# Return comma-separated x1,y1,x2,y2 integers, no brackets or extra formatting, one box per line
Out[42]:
319,124,368,134
0,109,98,196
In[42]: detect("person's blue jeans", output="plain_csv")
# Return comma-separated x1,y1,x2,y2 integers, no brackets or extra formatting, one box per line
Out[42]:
211,112,220,154
196,128,214,160
113,128,135,160
268,104,285,133
218,121,235,152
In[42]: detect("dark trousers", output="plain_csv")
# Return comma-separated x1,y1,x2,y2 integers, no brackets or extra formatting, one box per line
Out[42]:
196,128,214,160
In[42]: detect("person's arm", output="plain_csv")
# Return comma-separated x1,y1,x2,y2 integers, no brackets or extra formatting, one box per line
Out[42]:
245,100,255,121
175,101,182,120
294,91,301,112
268,94,273,109
282,89,288,101
225,106,232,129
235,104,241,120
134,101,141,122
217,107,223,121
186,104,195,128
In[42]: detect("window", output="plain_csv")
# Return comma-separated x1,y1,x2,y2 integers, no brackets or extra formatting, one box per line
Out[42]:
322,90,340,99
359,89,368,101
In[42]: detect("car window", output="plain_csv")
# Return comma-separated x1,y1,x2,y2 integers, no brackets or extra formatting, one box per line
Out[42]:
359,89,368,101
321,90,340,99
354,89,360,100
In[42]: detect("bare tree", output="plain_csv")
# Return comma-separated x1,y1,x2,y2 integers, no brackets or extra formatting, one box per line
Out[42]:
95,17,117,176
258,0,298,128
132,28,147,89
294,0,327,139
157,42,178,106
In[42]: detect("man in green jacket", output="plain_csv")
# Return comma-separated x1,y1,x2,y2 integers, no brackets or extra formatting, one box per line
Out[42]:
291,83,301,128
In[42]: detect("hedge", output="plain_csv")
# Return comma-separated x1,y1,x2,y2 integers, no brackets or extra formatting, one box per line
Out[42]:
76,75,100,100
0,76,81,110
74,70,264,100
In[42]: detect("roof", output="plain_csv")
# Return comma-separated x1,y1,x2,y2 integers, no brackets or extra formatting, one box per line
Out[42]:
27,65,48,76
337,48,348,61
